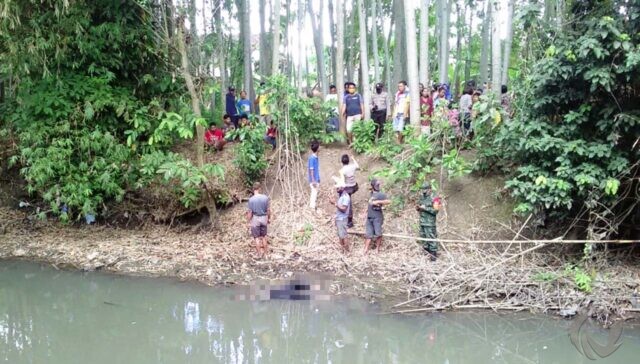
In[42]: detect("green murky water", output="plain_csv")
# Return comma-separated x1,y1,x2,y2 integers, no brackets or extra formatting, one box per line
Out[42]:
1,261,639,363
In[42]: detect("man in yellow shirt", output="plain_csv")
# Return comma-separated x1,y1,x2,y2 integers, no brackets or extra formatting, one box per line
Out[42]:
255,82,271,124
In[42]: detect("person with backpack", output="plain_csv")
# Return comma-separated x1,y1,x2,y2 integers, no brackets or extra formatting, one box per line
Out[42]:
340,82,364,147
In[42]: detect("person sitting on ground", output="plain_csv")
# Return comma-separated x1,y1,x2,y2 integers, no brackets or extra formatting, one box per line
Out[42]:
329,176,351,253
264,120,277,150
222,114,234,132
339,154,359,228
204,122,227,151
363,179,391,255
307,140,320,210
246,182,272,258
239,114,250,128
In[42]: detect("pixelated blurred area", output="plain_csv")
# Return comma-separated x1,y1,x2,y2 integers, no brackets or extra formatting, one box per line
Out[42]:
234,273,332,301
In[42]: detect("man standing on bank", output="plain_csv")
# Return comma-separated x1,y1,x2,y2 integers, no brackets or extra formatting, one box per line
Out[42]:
370,82,389,139
341,82,364,147
247,182,272,258
364,179,391,255
416,183,439,261
330,176,351,253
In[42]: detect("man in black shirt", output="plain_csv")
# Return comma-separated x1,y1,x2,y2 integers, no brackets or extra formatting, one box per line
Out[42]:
363,179,391,254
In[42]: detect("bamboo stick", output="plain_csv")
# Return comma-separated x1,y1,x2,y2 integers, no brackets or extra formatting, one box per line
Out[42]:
347,231,640,244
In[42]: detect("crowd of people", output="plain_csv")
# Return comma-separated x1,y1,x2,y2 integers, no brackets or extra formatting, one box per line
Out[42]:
230,78,512,260
245,138,443,261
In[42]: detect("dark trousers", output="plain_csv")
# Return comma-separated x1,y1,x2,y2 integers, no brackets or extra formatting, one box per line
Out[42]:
339,184,358,226
371,109,387,138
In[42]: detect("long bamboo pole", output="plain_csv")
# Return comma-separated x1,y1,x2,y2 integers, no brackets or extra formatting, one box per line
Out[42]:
347,231,640,244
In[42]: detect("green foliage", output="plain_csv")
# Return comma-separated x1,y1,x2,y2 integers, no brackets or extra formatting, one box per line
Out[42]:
532,271,559,282
477,4,640,226
294,223,314,246
564,264,594,293
259,75,336,146
139,151,224,209
351,120,377,153
371,123,403,162
0,0,216,220
228,126,268,185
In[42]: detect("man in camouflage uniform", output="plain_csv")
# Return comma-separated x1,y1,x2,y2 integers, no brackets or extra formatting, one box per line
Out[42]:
416,183,439,261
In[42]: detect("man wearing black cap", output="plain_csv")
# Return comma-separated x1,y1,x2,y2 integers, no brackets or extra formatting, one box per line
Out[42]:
370,82,389,139
363,179,391,254
225,87,239,128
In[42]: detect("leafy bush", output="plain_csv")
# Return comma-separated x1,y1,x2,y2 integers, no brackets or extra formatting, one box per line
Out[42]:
1,1,219,220
351,120,377,153
228,126,268,185
477,5,640,232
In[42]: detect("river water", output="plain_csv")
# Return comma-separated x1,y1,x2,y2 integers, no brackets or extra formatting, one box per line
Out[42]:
1,261,639,363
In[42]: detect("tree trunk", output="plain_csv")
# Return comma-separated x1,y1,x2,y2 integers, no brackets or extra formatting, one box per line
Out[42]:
464,1,472,83
187,0,199,75
392,0,406,86
490,0,501,96
371,0,380,84
438,0,450,84
259,0,267,76
328,0,337,85
345,13,354,83
309,0,327,96
177,19,204,168
296,0,304,93
357,0,371,120
404,0,420,127
383,14,393,112
453,1,464,97
479,0,491,84
419,0,430,85
336,0,345,134
216,4,226,109
271,0,282,74
501,0,515,86
242,0,254,102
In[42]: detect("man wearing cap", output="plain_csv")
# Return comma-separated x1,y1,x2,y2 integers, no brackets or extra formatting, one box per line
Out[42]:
370,82,389,139
416,183,439,260
329,177,351,253
364,179,391,254
247,182,272,258
226,87,239,128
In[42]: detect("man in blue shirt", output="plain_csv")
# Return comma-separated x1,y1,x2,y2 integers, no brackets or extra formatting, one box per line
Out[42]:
307,140,320,210
341,82,364,147
237,90,252,116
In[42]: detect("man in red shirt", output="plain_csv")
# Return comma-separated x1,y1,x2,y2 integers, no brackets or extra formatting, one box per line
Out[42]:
205,123,226,151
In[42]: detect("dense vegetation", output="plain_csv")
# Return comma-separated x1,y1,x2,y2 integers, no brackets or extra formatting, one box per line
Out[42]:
1,0,638,239
0,1,222,221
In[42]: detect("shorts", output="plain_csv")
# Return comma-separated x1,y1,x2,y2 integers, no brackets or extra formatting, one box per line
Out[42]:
336,218,348,239
346,114,362,133
393,114,405,132
365,217,383,238
250,215,268,238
